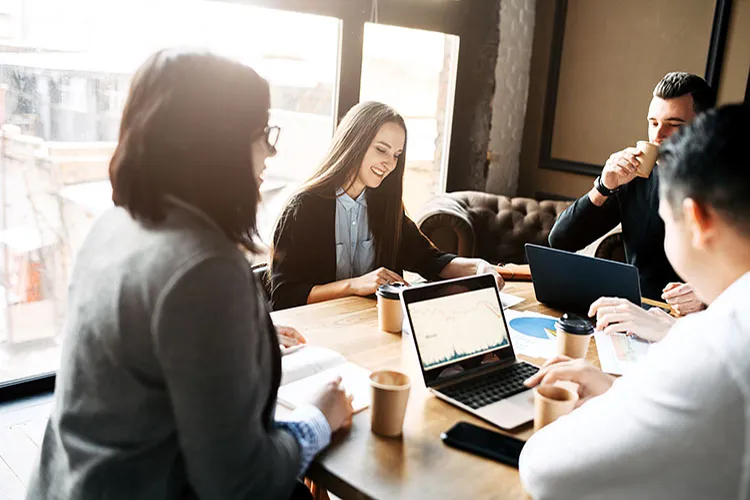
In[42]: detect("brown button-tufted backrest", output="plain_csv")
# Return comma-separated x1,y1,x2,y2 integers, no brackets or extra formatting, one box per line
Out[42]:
417,191,571,264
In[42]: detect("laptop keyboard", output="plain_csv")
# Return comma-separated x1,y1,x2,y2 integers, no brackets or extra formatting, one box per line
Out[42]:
440,362,539,410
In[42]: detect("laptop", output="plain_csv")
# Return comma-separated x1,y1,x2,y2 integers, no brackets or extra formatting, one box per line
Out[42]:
401,274,539,429
525,243,642,316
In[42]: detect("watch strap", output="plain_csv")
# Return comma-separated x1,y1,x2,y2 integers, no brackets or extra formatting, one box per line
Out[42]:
594,176,620,197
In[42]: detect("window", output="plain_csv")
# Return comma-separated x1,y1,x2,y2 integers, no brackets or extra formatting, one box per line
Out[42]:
360,23,458,214
0,0,471,397
0,0,340,388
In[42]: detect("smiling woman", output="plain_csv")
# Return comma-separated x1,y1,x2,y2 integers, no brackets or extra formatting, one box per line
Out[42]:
269,101,421,311
347,121,405,197
269,101,504,311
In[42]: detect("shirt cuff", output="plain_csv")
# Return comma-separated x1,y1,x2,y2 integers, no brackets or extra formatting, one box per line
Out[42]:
276,404,332,477
288,404,332,445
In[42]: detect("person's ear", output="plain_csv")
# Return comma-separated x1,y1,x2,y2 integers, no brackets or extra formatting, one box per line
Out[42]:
682,198,716,251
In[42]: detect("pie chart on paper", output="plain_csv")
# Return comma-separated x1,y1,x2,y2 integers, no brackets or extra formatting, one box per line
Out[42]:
508,317,557,340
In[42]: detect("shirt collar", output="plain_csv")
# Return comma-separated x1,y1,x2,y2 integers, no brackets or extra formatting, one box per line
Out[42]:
164,194,223,234
335,187,367,207
707,271,750,312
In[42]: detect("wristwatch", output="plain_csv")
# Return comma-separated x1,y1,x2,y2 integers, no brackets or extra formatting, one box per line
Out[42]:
594,176,622,197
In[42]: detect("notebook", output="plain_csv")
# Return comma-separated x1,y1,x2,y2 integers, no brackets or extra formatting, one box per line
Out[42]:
277,345,372,413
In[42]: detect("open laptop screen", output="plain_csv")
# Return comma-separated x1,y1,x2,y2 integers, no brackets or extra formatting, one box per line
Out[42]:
402,274,517,386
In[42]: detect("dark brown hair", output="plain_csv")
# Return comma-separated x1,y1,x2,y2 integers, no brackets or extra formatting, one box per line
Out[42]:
653,72,715,114
109,48,271,252
275,101,407,269
659,104,750,232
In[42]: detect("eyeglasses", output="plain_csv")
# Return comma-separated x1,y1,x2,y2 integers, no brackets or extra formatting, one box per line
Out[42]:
264,125,281,150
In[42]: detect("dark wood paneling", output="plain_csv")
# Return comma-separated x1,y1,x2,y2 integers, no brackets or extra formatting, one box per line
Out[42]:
218,0,461,33
705,0,734,90
374,0,462,35
335,13,365,124
213,0,351,18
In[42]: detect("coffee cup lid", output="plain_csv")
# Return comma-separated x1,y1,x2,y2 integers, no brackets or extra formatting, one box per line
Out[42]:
555,313,594,335
376,282,406,299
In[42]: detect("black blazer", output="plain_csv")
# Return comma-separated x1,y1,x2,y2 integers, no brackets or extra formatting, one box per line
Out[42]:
270,191,456,310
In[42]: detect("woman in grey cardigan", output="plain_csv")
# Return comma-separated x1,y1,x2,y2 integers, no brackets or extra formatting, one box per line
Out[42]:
27,48,352,500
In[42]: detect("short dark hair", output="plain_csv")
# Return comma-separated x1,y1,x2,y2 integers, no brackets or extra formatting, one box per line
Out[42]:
653,72,715,114
109,48,270,252
658,104,750,234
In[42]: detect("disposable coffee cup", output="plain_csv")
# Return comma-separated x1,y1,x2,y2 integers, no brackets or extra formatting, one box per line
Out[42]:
376,283,405,334
635,141,659,178
370,370,411,437
556,313,594,359
533,384,578,432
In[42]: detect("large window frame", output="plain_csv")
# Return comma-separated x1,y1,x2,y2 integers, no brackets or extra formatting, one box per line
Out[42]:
1,0,500,400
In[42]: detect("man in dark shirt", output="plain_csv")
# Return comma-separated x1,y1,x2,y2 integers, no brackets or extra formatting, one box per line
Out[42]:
549,72,715,309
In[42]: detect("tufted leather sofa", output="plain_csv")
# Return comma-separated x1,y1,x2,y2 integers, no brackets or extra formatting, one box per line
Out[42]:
415,191,625,265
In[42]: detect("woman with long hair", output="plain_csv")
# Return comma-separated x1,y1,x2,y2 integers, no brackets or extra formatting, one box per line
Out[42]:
270,101,503,310
27,48,352,500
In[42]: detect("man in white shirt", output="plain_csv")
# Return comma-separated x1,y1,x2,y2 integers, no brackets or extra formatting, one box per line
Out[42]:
519,104,750,500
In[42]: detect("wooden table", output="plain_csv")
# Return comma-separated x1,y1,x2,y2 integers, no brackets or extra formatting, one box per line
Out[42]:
271,282,600,500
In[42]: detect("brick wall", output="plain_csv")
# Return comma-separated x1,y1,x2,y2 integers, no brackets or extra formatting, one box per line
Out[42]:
486,0,536,196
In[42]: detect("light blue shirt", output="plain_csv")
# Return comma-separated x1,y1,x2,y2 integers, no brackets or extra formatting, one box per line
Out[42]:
335,187,376,280
275,405,331,477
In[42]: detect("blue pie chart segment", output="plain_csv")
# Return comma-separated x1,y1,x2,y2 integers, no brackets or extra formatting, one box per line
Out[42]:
508,317,557,340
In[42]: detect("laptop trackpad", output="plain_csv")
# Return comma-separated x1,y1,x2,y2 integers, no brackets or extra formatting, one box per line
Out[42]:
477,389,534,429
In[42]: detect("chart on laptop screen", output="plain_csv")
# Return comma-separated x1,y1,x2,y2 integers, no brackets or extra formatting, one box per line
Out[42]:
409,288,510,370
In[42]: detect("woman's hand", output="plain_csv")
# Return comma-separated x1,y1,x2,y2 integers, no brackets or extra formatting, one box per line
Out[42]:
524,356,615,407
310,376,354,432
474,259,505,291
276,325,307,348
440,257,505,291
661,282,706,316
588,297,675,342
348,267,408,296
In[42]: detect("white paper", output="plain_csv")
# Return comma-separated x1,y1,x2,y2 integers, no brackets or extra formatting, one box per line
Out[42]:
499,292,525,309
594,332,651,375
277,362,372,413
280,345,346,385
503,309,558,359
